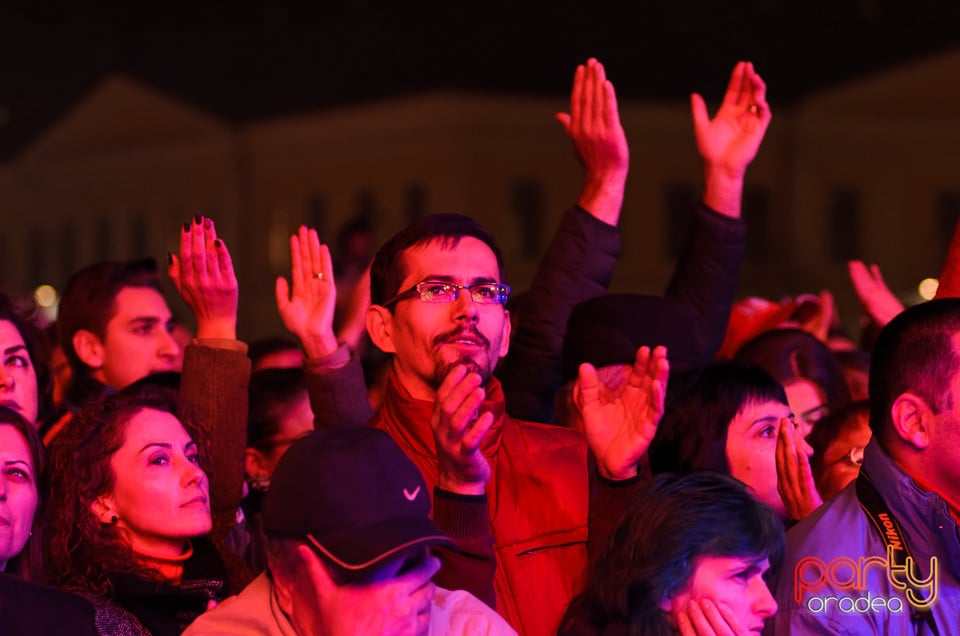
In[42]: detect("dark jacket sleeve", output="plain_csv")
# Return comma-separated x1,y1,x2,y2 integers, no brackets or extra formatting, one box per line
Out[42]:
664,203,746,360
431,489,497,609
587,457,647,569
497,207,620,423
180,342,251,547
304,347,374,429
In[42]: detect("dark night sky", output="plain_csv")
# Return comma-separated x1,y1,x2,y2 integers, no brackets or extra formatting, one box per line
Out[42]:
3,2,960,156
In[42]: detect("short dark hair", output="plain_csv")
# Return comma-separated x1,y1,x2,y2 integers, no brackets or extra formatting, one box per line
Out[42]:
247,368,309,452
560,472,784,635
868,298,960,441
369,214,504,308
0,406,46,581
57,259,162,374
649,362,787,475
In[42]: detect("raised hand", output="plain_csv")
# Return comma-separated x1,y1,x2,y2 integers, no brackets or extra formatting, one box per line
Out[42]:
776,416,823,521
301,543,439,636
576,346,669,480
692,61,771,218
692,61,771,178
848,260,904,327
168,214,238,340
431,365,494,496
275,225,338,358
556,57,629,226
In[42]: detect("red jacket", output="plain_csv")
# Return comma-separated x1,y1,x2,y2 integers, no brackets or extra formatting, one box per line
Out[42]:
373,371,589,636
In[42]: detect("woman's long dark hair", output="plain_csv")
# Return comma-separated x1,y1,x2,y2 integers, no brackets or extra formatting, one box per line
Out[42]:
560,472,784,635
44,384,209,597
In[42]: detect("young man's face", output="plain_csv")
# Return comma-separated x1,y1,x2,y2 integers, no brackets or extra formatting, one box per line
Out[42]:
376,237,510,400
93,286,181,389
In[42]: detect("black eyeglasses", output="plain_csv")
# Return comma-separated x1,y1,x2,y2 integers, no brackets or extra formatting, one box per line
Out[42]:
383,280,511,307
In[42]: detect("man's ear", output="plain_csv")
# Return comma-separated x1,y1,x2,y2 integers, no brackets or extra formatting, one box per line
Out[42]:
366,305,397,354
498,308,511,359
73,329,106,370
90,494,117,525
890,392,932,450
245,448,269,482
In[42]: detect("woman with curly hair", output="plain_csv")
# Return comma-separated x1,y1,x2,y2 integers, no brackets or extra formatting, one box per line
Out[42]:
45,383,239,635
560,472,783,635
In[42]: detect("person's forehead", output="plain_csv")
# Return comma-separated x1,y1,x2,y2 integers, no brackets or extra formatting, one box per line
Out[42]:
0,319,26,348
399,237,502,284
120,408,191,447
110,286,172,320
731,399,790,432
0,424,31,462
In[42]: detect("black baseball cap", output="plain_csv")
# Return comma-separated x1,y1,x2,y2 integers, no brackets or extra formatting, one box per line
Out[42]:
262,427,454,580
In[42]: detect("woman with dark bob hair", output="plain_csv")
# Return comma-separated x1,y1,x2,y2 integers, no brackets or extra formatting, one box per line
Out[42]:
0,405,45,579
560,472,783,635
45,383,243,634
649,362,821,520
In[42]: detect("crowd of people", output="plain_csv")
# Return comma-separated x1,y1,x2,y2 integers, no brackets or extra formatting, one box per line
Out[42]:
1,57,959,635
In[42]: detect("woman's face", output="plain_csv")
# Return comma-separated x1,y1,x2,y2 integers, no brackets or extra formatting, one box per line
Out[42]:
0,320,39,424
0,424,39,570
665,555,777,634
816,414,872,500
783,379,828,438
725,399,792,517
95,408,211,558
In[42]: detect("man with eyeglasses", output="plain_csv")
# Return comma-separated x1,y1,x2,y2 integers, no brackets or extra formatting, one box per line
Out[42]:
359,212,667,636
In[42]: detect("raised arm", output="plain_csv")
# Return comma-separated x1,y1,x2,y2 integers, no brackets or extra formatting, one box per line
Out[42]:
276,225,372,428
665,62,771,359
498,58,625,422
168,215,250,543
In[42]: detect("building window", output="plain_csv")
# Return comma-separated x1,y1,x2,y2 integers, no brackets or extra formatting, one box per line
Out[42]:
405,182,427,224
96,215,113,261
353,187,378,226
510,178,544,257
937,190,960,260
829,188,860,262
29,229,45,286
306,193,328,237
743,186,771,262
663,182,697,258
130,214,148,259
60,223,77,285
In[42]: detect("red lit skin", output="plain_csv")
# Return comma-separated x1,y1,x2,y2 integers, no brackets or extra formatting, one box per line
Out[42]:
86,286,181,390
367,237,509,496
555,57,629,227
0,425,38,570
93,408,211,560
0,321,39,424
272,543,440,636
691,61,772,220
726,400,792,518
889,332,960,517
664,556,777,635
776,415,823,520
